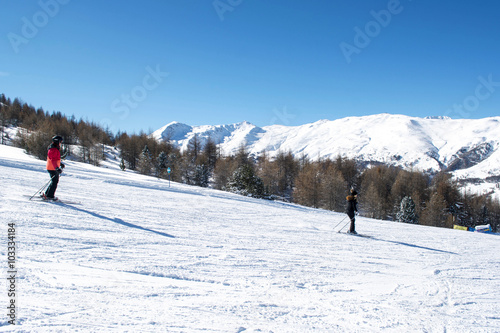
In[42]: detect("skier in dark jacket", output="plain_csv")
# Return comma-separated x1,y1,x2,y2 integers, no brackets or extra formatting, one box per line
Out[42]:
346,189,358,234
43,135,65,200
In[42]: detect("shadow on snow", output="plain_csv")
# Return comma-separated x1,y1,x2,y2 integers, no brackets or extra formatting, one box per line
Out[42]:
60,203,175,239
370,237,458,255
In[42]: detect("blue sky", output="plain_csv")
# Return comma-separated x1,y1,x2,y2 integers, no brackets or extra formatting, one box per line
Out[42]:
1,0,499,134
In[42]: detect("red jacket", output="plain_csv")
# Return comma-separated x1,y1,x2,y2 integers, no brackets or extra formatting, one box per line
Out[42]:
46,145,61,171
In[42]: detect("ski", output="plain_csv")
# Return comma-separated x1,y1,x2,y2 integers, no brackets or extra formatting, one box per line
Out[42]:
24,195,81,205
338,231,372,238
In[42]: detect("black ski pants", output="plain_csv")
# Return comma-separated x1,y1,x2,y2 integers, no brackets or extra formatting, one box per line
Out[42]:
347,212,356,233
45,170,59,198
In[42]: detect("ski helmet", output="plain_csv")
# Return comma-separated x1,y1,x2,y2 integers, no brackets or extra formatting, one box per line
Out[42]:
52,135,63,145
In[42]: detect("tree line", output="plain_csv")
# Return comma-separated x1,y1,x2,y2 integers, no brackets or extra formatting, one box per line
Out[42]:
1,93,498,232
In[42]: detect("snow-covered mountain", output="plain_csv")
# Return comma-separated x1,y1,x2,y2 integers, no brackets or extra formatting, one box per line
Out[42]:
153,114,500,196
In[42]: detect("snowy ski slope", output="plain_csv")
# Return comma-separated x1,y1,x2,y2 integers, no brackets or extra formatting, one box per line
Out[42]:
0,145,499,332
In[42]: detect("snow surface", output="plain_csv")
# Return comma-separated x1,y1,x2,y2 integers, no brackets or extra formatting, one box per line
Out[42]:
1,145,499,332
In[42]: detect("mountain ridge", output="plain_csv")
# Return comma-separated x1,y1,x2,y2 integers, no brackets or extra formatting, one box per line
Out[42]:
152,114,500,197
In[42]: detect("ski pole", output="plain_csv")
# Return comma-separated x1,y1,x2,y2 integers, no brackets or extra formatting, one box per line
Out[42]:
337,219,351,233
332,215,348,231
29,174,56,200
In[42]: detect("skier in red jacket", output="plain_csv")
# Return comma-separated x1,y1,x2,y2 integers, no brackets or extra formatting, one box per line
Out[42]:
43,135,65,200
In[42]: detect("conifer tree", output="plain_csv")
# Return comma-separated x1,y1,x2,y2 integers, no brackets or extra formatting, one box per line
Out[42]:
228,164,265,198
397,196,418,224
120,157,126,171
1,101,8,145
202,137,218,173
156,151,169,178
194,163,210,187
187,134,201,163
275,150,298,201
138,145,153,175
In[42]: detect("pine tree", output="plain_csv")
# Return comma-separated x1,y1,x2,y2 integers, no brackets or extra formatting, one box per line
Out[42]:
10,98,22,126
202,137,218,173
257,151,278,197
156,151,169,177
194,164,210,187
167,152,180,182
275,150,298,201
138,145,153,175
397,196,418,224
0,100,7,145
228,164,265,198
120,157,126,171
187,134,201,163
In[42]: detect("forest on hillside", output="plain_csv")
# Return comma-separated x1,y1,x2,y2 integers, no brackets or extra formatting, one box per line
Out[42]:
1,93,499,232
